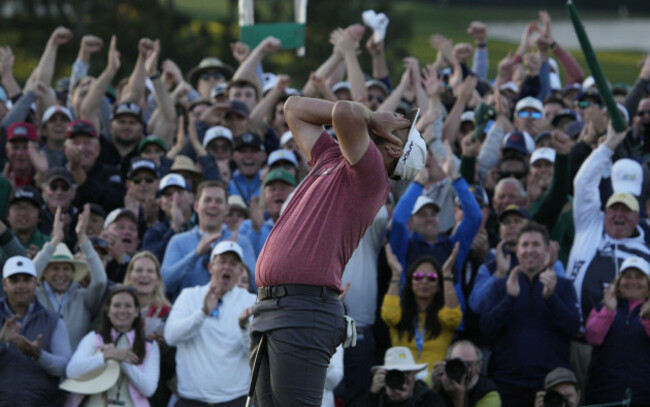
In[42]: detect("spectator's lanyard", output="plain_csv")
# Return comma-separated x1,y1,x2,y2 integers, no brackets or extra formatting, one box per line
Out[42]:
108,333,127,406
414,319,425,359
233,174,260,204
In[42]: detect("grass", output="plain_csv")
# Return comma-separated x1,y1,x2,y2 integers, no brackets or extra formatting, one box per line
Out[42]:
170,0,647,85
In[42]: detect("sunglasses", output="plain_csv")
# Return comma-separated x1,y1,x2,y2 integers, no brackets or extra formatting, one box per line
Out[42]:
132,177,155,185
499,171,527,179
637,110,650,117
413,272,438,282
368,94,385,104
49,183,70,192
575,100,601,109
200,72,224,81
517,111,542,119
69,122,97,137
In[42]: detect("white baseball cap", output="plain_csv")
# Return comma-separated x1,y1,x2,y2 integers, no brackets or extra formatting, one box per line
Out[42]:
42,105,73,124
620,257,650,276
3,256,37,279
612,158,642,197
159,173,191,194
392,109,427,181
268,150,298,168
210,241,244,262
515,96,543,113
460,111,475,123
411,195,440,215
203,126,234,148
280,130,294,147
530,147,556,165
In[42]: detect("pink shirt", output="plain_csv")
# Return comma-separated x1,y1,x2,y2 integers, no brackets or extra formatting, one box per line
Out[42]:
256,131,389,290
584,299,650,346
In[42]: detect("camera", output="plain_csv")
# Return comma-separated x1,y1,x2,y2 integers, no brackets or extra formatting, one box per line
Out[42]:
543,390,568,407
384,369,406,390
445,358,468,383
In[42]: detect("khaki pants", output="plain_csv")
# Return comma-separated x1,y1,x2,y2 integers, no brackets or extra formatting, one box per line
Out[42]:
570,340,592,404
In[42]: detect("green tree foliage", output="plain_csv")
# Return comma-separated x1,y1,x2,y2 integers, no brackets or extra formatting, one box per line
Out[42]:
0,0,411,86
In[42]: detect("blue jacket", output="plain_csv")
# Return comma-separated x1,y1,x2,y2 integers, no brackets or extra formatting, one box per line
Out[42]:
390,178,481,328
143,216,196,263
161,225,257,299
587,299,650,405
238,217,275,257
469,246,566,314
228,171,261,205
481,272,580,389
0,298,71,406
390,178,481,275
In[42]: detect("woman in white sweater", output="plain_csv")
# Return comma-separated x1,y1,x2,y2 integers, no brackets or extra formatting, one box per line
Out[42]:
66,286,160,407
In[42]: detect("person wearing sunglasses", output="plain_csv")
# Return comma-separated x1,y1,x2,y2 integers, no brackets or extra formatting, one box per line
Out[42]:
38,168,78,243
188,57,233,100
513,96,545,137
365,79,390,112
124,158,160,231
631,97,650,149
382,243,462,373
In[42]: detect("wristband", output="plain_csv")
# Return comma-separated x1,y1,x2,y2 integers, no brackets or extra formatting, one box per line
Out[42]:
390,279,401,284
443,276,454,282
550,41,557,49
476,42,487,49
149,72,161,80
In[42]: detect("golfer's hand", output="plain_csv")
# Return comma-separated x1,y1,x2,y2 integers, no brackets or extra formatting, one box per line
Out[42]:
369,111,410,146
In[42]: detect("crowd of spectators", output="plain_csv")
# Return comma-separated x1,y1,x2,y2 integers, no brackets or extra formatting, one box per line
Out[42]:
1,8,650,407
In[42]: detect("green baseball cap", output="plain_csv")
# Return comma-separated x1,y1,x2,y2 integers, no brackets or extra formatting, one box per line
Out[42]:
137,135,167,154
264,169,296,187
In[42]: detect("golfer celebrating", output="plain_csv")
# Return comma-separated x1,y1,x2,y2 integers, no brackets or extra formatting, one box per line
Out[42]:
250,96,426,406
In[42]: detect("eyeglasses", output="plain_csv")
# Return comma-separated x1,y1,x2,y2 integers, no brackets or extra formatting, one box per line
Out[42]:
132,177,155,185
499,171,527,179
517,111,542,119
637,110,650,117
413,272,438,282
368,94,385,104
200,72,224,81
49,183,70,192
575,100,601,109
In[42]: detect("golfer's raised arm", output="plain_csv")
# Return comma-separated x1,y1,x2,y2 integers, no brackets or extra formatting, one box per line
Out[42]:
332,100,373,166
284,96,335,162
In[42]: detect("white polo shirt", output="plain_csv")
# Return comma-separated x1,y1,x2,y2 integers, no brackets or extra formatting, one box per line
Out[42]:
165,284,256,403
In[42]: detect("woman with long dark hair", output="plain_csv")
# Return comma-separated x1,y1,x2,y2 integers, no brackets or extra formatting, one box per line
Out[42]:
65,286,160,406
382,243,462,371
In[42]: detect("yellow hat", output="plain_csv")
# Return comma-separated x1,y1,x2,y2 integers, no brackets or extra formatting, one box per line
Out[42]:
606,192,639,213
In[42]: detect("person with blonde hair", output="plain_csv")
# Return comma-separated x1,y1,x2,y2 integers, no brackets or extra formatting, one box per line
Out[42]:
123,250,171,336
124,250,175,406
